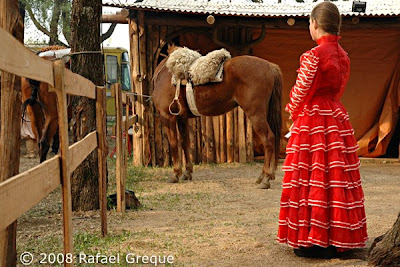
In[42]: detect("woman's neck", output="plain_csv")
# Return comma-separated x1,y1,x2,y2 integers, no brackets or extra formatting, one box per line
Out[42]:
314,30,331,42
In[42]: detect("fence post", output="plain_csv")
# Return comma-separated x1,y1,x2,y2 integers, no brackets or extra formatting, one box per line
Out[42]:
52,60,73,266
96,86,108,236
114,84,125,213
0,1,24,265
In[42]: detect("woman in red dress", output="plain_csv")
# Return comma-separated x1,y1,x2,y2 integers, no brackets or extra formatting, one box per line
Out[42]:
277,2,368,258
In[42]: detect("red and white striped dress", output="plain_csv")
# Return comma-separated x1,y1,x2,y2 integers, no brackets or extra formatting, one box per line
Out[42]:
277,35,368,250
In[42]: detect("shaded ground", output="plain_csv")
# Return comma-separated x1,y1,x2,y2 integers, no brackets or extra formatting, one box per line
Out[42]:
17,146,400,266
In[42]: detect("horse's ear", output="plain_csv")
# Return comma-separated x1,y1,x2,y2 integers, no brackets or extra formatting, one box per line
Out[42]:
167,42,176,55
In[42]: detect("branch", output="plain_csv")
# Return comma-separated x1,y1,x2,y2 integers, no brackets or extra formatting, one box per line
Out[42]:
101,23,117,43
25,3,69,47
25,3,52,37
61,9,71,44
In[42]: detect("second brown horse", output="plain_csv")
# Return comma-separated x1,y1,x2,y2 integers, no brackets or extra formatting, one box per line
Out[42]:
153,49,282,189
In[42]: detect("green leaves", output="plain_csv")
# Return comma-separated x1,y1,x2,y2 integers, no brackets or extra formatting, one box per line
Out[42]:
21,0,72,46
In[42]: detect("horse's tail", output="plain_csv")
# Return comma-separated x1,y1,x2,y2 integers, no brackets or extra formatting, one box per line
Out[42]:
267,63,282,166
22,79,43,119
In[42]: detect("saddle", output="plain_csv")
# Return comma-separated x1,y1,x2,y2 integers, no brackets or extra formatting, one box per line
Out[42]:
166,47,231,86
165,47,231,116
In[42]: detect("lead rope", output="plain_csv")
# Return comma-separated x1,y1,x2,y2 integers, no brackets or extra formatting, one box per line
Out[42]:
169,78,182,115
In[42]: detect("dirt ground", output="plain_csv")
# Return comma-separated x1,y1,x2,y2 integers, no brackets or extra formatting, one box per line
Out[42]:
17,141,400,266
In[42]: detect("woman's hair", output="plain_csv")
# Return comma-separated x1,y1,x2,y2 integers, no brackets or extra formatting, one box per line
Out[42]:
311,2,342,35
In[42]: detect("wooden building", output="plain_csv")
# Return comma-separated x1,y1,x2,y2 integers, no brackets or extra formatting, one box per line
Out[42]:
102,0,400,166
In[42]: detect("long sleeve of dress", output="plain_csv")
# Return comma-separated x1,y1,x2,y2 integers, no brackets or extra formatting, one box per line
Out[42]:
285,50,319,121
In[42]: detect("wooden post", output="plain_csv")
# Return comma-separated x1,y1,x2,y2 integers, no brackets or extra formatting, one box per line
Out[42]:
201,116,207,163
125,94,130,168
238,107,246,163
146,24,156,167
220,115,227,163
227,110,234,163
159,25,170,167
188,119,196,165
234,108,239,162
129,14,144,166
206,116,216,163
212,116,220,163
96,86,108,236
52,60,73,266
196,117,202,164
0,1,23,265
138,11,149,166
114,84,125,213
154,113,163,166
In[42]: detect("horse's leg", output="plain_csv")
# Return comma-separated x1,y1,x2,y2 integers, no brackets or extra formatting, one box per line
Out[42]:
246,114,275,189
52,127,59,154
177,117,193,182
162,116,182,183
39,119,51,163
39,115,57,162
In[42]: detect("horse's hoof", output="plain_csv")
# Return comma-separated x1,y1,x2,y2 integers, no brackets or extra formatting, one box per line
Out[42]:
256,174,265,184
167,177,179,183
257,181,270,189
179,173,192,182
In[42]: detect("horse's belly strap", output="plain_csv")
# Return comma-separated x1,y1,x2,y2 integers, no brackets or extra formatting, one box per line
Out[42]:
186,82,201,117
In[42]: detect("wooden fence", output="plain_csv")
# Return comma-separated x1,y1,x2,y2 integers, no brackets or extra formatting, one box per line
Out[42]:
0,26,107,266
111,84,137,213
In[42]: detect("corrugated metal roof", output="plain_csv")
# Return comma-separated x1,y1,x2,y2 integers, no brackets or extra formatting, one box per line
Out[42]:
102,0,400,17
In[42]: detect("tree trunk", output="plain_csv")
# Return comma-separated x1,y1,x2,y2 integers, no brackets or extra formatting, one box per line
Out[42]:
0,0,24,265
368,213,400,266
70,0,103,211
49,0,62,45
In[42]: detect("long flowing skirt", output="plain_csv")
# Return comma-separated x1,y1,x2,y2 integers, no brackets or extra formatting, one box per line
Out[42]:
277,97,368,249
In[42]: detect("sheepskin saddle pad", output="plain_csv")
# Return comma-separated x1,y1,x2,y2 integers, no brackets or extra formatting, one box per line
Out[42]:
166,47,231,86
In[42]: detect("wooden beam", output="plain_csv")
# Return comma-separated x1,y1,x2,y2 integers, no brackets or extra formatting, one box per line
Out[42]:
0,27,54,86
52,60,73,265
0,156,60,230
68,131,98,172
220,115,226,163
0,0,24,265
129,15,144,166
112,115,138,135
64,68,96,99
96,86,108,237
212,116,220,163
114,84,125,213
238,107,246,163
227,110,234,163
139,10,149,166
101,9,129,24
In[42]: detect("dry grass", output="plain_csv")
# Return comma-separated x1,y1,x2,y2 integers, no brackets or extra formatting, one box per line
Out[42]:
16,146,400,266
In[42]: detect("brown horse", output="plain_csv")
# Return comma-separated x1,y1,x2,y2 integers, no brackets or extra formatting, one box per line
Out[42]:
152,47,282,189
21,47,70,162
22,76,59,162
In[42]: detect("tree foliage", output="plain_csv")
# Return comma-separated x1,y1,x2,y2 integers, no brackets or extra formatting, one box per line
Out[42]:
21,0,116,47
21,0,71,46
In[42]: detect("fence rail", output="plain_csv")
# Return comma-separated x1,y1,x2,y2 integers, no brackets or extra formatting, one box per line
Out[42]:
0,26,107,267
0,156,61,230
